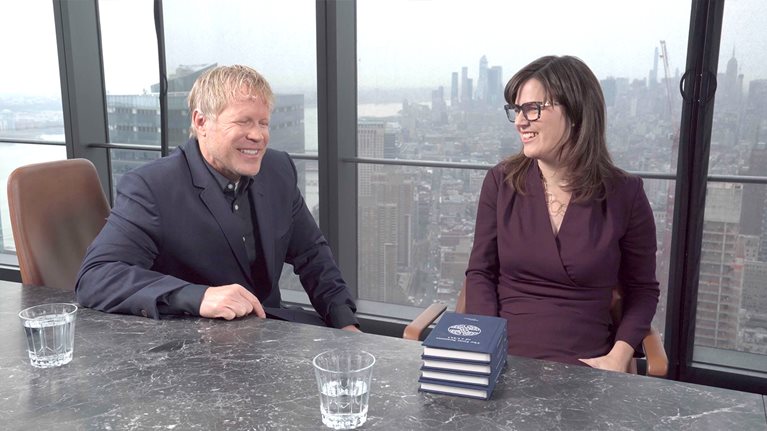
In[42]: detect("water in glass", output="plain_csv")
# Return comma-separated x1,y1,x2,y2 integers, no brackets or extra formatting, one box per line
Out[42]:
313,350,375,430
19,304,77,368
319,379,369,429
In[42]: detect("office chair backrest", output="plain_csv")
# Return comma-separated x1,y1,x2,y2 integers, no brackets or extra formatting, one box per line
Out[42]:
7,159,110,290
455,282,467,313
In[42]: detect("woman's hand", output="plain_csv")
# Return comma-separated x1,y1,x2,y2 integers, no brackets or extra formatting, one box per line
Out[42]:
579,340,634,372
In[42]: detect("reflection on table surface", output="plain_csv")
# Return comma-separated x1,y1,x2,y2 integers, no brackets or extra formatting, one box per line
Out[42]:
1,281,765,430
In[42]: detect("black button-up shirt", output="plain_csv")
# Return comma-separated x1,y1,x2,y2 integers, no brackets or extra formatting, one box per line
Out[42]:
158,161,261,315
204,164,257,265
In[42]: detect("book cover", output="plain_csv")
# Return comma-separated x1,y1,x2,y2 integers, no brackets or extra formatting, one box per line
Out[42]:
422,312,507,363
420,340,507,384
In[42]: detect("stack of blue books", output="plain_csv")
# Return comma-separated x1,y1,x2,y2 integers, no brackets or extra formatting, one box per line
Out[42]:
418,312,507,400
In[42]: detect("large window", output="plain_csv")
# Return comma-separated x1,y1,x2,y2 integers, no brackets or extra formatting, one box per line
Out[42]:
0,2,66,266
99,0,162,190
162,0,317,154
356,0,691,336
162,0,319,293
357,164,485,310
693,0,767,373
2,0,765,394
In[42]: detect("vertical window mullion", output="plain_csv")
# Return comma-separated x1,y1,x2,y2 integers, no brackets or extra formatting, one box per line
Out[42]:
665,0,725,381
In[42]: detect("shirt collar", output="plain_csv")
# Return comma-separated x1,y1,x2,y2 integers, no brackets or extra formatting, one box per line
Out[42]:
201,158,253,196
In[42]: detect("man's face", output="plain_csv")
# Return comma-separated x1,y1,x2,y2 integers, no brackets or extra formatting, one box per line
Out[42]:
194,96,271,181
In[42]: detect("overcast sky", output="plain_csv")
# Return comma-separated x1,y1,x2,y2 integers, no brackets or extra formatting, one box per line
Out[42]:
2,0,765,97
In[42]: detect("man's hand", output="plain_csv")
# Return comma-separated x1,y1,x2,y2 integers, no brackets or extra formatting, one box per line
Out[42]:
579,340,633,372
341,325,362,333
199,284,266,320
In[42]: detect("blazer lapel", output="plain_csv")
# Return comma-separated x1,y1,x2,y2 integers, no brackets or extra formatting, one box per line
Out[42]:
250,176,276,289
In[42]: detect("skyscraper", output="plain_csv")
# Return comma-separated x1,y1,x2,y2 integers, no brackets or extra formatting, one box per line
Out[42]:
476,55,488,103
740,259,767,353
431,86,447,124
358,169,416,304
739,142,767,261
461,66,471,106
357,122,386,197
359,198,399,302
649,47,659,88
743,79,767,143
450,72,459,108
487,66,503,106
600,78,617,108
464,78,473,107
695,182,744,349
725,49,739,99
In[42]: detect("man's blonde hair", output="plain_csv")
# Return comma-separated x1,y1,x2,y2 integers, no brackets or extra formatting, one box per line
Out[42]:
187,65,274,137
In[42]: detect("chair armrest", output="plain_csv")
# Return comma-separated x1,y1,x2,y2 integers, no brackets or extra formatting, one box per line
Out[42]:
642,327,668,377
402,303,447,341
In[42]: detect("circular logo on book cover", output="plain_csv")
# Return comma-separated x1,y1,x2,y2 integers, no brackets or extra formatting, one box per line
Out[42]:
447,324,482,336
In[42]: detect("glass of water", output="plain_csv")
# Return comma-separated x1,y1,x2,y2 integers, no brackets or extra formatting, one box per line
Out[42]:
18,303,77,368
312,349,375,430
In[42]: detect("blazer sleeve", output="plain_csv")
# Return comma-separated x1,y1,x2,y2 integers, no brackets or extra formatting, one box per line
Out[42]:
75,171,206,319
465,166,502,316
282,156,358,328
615,177,660,349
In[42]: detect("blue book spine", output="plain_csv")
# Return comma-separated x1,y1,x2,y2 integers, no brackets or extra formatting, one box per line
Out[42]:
420,343,507,385
418,353,506,400
421,338,508,376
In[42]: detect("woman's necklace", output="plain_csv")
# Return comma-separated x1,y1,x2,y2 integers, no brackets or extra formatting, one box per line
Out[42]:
540,171,569,218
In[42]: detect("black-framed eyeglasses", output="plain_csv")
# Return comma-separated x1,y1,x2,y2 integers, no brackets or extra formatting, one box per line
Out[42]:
504,101,554,123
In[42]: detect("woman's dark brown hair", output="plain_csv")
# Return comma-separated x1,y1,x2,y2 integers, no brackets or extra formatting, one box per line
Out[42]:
503,55,621,202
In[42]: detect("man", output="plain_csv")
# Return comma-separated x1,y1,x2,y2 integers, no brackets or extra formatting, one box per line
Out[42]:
76,65,359,332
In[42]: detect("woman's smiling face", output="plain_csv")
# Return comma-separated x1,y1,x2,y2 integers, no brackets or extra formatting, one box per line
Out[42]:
514,78,570,164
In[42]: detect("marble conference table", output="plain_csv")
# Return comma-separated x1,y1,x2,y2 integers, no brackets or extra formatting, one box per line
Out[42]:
1,281,765,431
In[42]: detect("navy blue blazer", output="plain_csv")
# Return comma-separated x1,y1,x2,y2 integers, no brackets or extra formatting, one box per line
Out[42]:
75,139,357,328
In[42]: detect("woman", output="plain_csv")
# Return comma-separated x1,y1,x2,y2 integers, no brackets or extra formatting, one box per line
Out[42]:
465,55,659,372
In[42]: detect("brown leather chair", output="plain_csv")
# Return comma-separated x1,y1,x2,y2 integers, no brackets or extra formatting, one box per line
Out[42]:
404,282,668,377
7,159,110,290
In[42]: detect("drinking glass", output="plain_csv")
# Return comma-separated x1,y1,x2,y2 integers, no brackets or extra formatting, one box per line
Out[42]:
312,349,375,430
18,303,77,368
